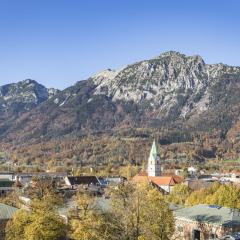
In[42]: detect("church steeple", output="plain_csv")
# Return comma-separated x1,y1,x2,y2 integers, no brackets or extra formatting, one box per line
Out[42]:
148,140,161,177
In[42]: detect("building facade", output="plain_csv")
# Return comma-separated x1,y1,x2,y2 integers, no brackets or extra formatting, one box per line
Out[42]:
173,204,240,240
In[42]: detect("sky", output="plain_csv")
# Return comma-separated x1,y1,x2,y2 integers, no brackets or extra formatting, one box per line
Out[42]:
0,0,240,89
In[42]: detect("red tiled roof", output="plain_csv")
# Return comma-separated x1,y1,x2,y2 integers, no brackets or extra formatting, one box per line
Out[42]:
149,176,174,186
132,173,183,186
132,174,148,183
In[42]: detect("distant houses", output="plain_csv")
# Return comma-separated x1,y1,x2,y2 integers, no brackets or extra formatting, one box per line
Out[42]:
132,140,183,193
14,172,67,186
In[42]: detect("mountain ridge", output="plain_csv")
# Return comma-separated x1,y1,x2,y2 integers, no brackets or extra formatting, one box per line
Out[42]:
0,51,239,164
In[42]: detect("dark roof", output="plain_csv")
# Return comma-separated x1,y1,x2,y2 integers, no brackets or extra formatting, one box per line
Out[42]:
67,176,100,185
0,172,14,175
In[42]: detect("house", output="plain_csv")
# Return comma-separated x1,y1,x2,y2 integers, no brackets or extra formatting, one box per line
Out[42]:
64,176,103,195
132,172,182,194
14,172,67,187
0,172,14,181
220,174,240,185
98,176,126,187
64,176,100,187
0,203,18,239
132,140,183,193
183,179,215,191
173,204,240,240
188,166,197,175
0,179,15,197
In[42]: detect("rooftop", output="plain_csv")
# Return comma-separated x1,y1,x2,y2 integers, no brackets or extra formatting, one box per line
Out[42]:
0,203,18,219
132,173,183,186
67,176,100,185
174,204,240,227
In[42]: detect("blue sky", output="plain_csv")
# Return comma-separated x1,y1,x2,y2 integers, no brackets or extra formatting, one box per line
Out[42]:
0,0,240,89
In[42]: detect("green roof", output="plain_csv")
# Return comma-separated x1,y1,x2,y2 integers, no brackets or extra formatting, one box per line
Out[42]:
0,203,18,219
174,204,240,227
149,140,158,159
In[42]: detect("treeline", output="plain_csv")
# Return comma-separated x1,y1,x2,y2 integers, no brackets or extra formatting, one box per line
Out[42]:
2,127,239,170
168,182,240,209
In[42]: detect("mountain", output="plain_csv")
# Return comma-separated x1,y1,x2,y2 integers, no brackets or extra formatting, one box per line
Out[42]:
0,51,240,164
0,79,59,136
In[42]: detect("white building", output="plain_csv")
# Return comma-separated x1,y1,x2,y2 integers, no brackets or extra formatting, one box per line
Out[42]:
187,166,197,175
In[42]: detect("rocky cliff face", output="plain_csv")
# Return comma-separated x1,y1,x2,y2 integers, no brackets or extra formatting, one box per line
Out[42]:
0,79,58,110
91,51,240,120
0,52,240,145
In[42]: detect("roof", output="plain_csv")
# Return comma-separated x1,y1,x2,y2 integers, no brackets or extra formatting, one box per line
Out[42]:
149,175,183,186
132,172,148,183
67,176,100,185
132,173,183,186
0,203,18,219
174,204,240,227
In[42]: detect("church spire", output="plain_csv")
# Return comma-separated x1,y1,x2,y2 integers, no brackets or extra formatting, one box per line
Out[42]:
148,139,161,177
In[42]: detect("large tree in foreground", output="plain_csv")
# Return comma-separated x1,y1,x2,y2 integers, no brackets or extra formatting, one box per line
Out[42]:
140,188,175,240
6,194,68,240
70,183,175,240
110,182,175,240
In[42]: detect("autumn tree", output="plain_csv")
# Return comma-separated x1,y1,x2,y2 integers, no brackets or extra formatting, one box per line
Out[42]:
167,184,192,205
186,182,240,208
70,191,117,240
140,188,175,240
5,210,30,240
110,182,175,240
6,193,67,240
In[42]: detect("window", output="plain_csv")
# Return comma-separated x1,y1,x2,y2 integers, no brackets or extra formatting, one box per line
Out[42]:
193,230,200,240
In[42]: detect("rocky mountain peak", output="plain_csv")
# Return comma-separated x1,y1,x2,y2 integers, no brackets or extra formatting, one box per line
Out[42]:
0,79,59,116
90,51,240,121
92,52,209,105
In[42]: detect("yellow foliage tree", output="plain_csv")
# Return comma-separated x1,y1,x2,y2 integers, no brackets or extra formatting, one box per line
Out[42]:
6,193,67,240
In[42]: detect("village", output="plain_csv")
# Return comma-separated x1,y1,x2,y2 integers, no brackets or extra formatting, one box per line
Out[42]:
0,140,240,240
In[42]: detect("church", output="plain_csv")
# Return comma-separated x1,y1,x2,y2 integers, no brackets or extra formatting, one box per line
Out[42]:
132,140,183,194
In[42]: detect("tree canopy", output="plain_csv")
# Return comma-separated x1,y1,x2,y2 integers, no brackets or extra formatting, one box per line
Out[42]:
6,193,68,240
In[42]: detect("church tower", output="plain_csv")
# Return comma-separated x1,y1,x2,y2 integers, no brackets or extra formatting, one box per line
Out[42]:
148,139,161,177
